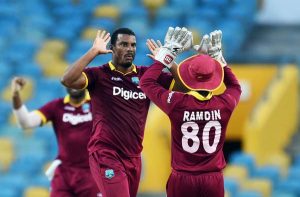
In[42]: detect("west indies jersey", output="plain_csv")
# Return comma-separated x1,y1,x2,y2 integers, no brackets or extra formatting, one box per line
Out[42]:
83,62,173,157
36,94,92,168
140,61,241,173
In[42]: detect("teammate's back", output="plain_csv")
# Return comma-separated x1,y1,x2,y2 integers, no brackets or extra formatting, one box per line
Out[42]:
167,65,241,173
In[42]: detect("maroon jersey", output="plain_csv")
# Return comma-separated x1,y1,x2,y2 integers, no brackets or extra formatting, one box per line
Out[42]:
36,94,92,168
140,61,241,173
83,62,173,157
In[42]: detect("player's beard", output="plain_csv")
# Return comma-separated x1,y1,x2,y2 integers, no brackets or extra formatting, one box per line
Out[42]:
68,88,85,99
121,62,132,68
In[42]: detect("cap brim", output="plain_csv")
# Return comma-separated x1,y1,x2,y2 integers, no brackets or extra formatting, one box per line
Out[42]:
178,55,224,91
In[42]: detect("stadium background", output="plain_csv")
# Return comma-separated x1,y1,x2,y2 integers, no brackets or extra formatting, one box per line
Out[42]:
0,0,299,196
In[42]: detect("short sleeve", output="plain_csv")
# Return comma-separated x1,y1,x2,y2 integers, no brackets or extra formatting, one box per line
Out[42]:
83,67,99,90
37,99,58,125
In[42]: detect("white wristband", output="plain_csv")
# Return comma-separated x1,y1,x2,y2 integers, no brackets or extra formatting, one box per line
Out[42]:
154,48,176,69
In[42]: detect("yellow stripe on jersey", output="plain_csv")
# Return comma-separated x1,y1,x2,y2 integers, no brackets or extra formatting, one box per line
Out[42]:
187,91,212,101
34,110,47,125
169,79,175,91
81,72,89,90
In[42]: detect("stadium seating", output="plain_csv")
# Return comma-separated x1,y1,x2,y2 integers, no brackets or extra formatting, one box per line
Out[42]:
0,138,15,172
241,178,272,197
224,165,248,183
24,186,49,197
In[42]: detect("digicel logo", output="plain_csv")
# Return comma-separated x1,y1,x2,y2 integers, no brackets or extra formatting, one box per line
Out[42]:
113,86,146,100
164,55,173,65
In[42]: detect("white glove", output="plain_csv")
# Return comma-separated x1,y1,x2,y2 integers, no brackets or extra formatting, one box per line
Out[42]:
155,27,193,68
193,34,211,54
208,30,227,67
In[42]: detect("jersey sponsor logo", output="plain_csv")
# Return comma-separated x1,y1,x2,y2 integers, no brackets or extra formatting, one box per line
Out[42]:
62,112,92,125
113,86,146,100
64,106,75,111
131,77,139,85
111,77,123,81
167,91,175,103
163,55,173,65
105,169,115,179
82,103,90,113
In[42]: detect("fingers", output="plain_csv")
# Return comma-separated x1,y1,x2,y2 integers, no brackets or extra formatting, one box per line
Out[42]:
171,26,182,41
181,31,193,49
157,40,162,47
146,39,156,52
150,39,160,48
11,77,26,93
104,32,111,43
164,27,174,43
210,30,222,47
175,27,188,43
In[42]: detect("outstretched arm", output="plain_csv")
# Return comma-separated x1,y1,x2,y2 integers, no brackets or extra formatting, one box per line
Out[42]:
11,77,42,129
61,30,112,89
146,39,189,92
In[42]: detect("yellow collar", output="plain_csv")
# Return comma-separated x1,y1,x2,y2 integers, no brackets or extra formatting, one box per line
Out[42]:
63,91,91,107
108,61,137,75
187,91,212,101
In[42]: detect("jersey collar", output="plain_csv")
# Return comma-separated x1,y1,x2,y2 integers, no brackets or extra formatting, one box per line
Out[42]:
108,61,137,75
63,91,91,107
187,91,213,101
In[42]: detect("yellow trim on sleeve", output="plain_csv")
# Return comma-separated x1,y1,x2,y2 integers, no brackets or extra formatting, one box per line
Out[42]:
34,110,47,125
187,91,213,101
81,72,89,90
169,79,175,91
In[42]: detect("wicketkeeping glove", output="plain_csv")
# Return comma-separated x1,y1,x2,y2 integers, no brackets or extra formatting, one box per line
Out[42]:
155,27,193,69
208,30,227,67
193,34,211,54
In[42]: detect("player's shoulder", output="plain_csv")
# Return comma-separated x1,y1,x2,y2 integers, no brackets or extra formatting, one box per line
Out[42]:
85,64,109,72
51,97,65,105
42,97,64,108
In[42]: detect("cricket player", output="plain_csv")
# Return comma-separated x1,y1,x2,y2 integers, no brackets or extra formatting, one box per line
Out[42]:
140,30,242,197
11,77,99,197
61,27,193,197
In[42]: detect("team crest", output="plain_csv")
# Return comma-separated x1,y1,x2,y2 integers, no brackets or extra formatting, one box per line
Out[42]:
82,103,90,113
105,169,115,179
131,77,139,85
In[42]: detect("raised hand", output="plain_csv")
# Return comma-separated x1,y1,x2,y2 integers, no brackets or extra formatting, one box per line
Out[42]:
208,30,227,67
146,39,162,59
193,34,211,54
155,27,193,68
11,77,26,94
92,30,113,55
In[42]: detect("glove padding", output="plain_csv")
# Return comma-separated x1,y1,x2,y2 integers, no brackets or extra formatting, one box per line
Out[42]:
193,34,211,54
155,27,193,68
193,30,227,67
208,30,227,67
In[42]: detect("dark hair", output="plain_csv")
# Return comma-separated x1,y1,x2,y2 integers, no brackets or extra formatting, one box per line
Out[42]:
110,27,135,46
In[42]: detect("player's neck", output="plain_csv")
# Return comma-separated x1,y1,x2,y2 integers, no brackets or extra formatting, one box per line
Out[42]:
111,61,133,74
69,96,86,107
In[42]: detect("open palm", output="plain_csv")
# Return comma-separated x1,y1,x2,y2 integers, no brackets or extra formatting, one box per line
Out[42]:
92,30,113,55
